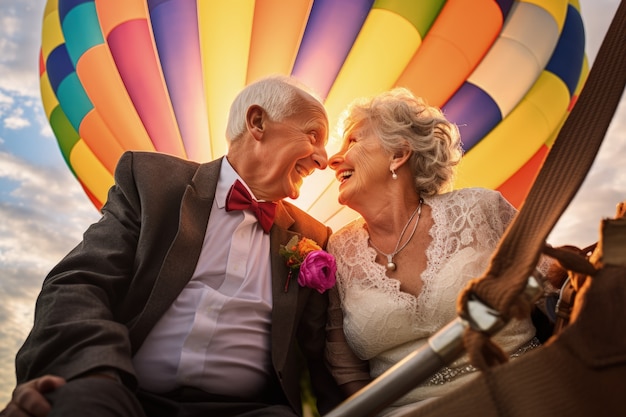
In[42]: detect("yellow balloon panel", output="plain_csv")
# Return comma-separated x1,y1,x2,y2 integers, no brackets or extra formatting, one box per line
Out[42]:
247,0,313,84
69,140,115,205
199,1,255,159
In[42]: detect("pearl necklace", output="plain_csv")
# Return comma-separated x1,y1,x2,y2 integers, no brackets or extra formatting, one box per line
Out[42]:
368,198,424,271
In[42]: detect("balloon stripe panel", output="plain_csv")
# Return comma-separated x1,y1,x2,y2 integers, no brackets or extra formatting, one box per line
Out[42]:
247,0,313,84
58,0,92,22
41,9,64,63
147,0,168,8
198,1,255,159
78,110,125,174
495,0,516,17
39,50,46,78
43,0,59,19
76,46,155,152
373,0,444,37
46,45,74,94
466,2,563,116
291,0,375,99
95,0,148,38
149,0,211,161
80,181,104,210
60,2,104,66
40,70,59,120
395,0,507,107
56,74,93,131
49,105,80,169
496,145,549,208
107,20,186,157
443,83,502,151
69,140,114,205
545,4,585,96
521,0,568,31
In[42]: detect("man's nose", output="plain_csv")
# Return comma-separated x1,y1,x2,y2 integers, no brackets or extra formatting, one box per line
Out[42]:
312,148,328,170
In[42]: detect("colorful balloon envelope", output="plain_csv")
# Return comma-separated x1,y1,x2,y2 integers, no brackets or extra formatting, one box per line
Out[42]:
40,0,586,230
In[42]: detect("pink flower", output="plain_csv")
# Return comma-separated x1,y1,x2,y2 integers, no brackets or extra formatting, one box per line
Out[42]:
280,236,336,293
297,250,337,294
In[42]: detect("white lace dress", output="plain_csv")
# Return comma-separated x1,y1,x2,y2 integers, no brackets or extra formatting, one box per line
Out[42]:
327,188,539,410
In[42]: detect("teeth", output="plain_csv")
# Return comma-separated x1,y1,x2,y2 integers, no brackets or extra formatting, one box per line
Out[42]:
338,170,353,182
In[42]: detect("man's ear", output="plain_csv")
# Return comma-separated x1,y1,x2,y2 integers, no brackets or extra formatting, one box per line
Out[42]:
246,105,265,141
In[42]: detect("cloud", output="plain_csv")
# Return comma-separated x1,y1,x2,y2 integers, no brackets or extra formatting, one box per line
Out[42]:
548,94,626,247
0,151,100,402
0,91,14,106
0,0,45,98
3,107,30,130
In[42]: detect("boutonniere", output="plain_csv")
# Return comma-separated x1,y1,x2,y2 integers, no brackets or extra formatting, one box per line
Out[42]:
279,235,337,293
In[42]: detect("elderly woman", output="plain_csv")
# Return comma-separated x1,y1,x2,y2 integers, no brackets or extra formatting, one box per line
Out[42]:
325,88,543,415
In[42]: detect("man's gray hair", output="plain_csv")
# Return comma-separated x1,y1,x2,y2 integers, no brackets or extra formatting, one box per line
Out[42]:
225,75,322,142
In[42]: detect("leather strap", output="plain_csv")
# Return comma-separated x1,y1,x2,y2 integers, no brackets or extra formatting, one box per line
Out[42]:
458,0,626,371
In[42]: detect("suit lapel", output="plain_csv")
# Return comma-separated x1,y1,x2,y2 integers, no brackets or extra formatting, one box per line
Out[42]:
270,202,300,370
129,159,222,350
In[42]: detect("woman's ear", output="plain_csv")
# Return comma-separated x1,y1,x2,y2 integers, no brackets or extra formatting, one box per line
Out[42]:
390,148,412,171
246,105,265,141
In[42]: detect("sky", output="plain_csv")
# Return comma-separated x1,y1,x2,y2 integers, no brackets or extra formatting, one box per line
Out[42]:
0,0,624,406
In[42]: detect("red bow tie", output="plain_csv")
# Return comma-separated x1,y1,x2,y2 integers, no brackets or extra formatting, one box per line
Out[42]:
226,180,277,233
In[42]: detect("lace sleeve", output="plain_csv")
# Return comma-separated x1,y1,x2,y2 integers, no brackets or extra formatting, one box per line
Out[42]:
325,287,371,390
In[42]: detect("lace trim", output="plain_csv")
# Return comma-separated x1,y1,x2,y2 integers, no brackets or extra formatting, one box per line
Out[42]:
422,337,541,386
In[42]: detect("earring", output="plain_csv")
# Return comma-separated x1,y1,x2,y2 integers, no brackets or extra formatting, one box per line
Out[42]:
391,169,398,180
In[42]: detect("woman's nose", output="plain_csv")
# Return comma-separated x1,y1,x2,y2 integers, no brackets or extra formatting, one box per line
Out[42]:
328,153,343,171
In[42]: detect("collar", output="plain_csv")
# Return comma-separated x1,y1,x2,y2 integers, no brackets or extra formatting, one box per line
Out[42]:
216,157,259,209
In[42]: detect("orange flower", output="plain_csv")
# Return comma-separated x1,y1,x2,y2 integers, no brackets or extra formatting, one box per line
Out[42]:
296,237,322,255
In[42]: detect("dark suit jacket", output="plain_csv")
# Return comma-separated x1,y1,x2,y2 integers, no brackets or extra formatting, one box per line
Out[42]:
16,151,342,415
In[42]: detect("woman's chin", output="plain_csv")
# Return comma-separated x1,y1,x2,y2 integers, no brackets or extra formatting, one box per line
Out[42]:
337,192,350,207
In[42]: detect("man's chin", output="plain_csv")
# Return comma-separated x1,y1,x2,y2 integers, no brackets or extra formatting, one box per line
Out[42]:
289,179,302,200
289,188,300,200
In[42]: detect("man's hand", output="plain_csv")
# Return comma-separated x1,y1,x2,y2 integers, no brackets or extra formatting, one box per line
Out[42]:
0,375,66,417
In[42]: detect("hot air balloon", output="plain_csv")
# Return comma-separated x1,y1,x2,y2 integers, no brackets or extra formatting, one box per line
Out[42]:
40,0,586,231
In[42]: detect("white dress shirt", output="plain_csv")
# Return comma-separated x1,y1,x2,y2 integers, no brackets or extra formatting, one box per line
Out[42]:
132,158,274,398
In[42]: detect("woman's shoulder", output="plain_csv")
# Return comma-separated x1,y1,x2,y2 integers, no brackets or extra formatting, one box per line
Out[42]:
443,187,502,199
329,217,364,246
429,187,505,207
429,188,514,225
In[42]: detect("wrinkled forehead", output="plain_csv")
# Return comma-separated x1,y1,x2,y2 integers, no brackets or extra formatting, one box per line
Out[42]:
343,118,371,140
298,90,328,120
293,93,330,136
